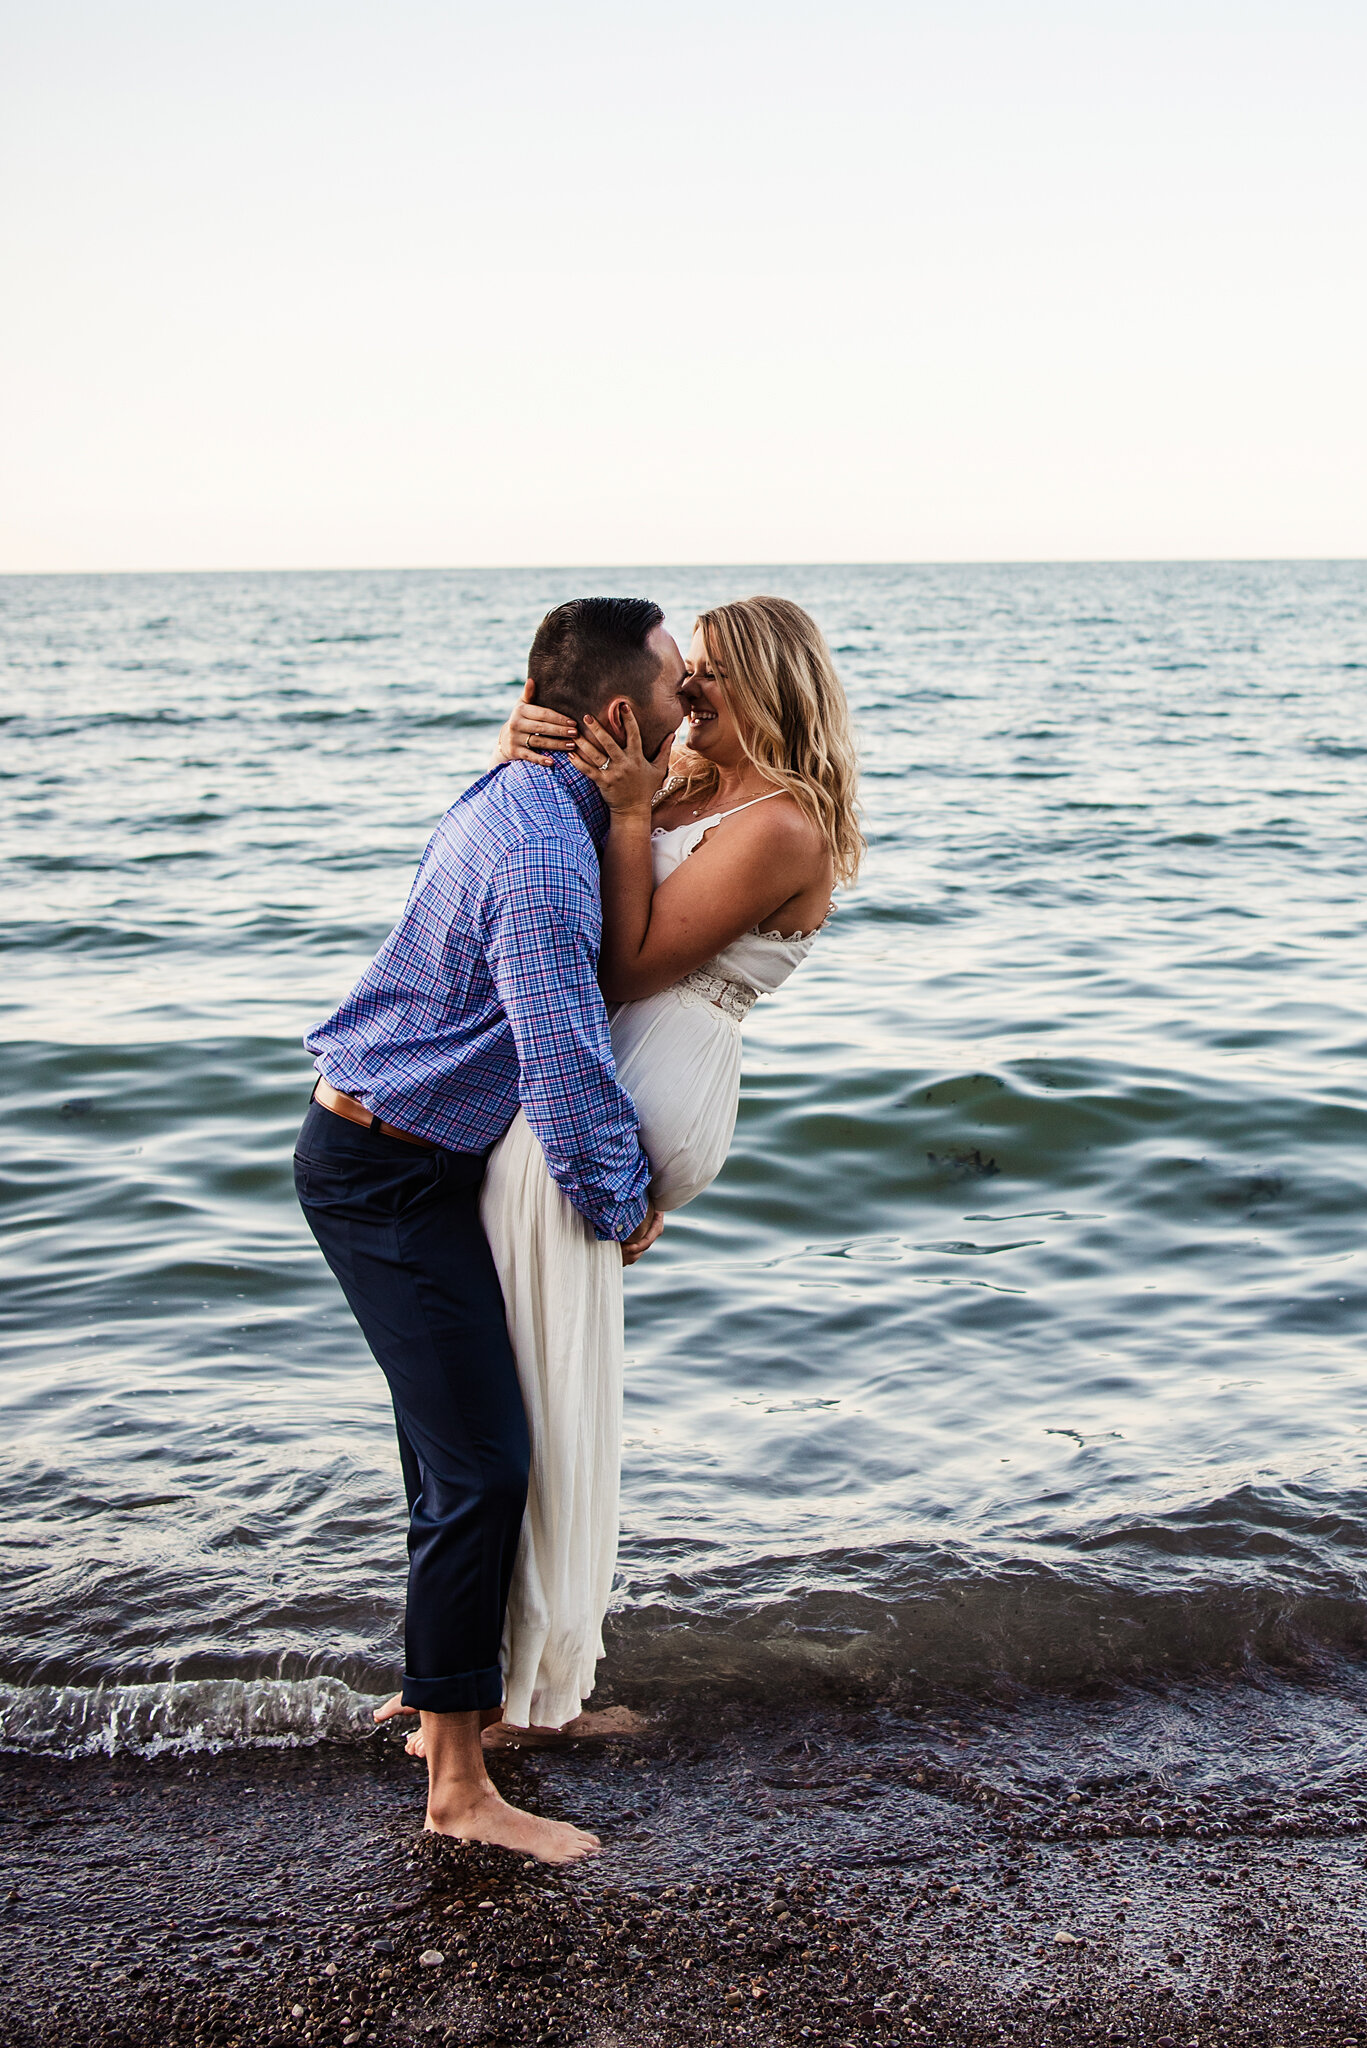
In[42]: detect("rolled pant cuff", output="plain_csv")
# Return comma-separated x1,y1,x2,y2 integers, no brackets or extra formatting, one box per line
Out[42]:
401,1666,504,1713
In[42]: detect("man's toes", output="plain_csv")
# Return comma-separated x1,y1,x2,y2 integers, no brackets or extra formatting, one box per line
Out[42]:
558,1828,601,1863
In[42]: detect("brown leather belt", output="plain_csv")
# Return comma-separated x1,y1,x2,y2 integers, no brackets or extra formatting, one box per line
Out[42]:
312,1076,438,1150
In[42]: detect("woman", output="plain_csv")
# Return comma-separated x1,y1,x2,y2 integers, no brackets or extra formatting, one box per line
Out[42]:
383,596,862,1747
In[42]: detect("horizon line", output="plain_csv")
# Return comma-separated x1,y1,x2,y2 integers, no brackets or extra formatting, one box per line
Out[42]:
3,554,1365,579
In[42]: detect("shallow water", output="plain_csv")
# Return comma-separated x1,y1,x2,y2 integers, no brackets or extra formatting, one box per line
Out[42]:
3,562,1366,1751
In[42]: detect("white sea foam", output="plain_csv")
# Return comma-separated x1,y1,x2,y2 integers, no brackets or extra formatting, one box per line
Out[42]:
0,1677,385,1758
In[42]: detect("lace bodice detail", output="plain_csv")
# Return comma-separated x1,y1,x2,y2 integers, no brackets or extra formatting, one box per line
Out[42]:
649,812,822,1007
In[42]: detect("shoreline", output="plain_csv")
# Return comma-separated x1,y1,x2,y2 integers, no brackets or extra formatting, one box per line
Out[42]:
5,1673,1367,2046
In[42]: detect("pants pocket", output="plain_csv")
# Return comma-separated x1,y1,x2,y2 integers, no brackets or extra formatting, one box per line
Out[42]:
295,1146,445,1219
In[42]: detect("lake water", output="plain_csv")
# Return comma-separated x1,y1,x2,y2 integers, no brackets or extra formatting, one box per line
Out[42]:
3,562,1365,1756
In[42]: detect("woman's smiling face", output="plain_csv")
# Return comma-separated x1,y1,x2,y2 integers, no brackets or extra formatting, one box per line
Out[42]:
680,625,743,762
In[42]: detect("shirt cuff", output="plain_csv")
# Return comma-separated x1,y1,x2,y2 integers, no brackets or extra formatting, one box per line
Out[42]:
595,1186,650,1244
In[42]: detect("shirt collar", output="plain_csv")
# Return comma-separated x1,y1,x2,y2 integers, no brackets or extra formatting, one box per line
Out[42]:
551,753,609,847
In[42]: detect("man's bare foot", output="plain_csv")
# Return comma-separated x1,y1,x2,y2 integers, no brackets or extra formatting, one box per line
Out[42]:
404,1721,516,1761
377,1696,503,1760
425,1784,600,1864
418,1709,597,1864
373,1692,416,1727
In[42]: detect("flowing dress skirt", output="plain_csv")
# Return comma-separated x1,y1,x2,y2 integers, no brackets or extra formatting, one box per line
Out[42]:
481,983,742,1729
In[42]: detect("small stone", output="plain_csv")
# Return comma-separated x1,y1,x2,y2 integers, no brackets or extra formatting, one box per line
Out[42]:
323,1961,338,1976
1053,1929,1080,1945
291,2005,305,2019
344,2034,363,2045
419,1949,444,1968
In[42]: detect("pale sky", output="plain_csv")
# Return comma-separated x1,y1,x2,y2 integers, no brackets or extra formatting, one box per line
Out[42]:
2,0,1364,570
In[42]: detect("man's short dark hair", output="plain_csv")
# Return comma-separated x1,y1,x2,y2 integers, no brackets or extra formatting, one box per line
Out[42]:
527,597,666,723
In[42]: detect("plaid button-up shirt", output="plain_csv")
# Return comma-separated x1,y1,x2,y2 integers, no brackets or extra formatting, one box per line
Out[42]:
306,755,650,1242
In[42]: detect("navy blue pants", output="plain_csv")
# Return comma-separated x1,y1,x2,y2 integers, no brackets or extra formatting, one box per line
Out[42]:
293,1097,528,1713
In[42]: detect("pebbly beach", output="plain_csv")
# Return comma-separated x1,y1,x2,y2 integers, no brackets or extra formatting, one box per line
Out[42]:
6,1664,1367,2048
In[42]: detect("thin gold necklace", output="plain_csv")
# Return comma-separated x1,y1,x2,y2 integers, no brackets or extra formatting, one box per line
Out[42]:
674,780,765,821
655,772,770,823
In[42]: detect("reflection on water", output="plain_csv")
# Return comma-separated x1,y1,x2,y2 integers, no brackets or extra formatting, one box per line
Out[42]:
2,563,1366,1739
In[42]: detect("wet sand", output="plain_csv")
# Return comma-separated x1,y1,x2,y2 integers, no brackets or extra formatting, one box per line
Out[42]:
5,1672,1367,2047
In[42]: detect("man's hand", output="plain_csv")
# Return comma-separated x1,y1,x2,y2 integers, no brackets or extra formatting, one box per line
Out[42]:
620,1200,664,1266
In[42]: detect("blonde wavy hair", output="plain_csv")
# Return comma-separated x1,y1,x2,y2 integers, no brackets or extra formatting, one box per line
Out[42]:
665,595,864,885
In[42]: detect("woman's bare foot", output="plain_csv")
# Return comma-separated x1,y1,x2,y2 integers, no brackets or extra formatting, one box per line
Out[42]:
568,1705,648,1738
483,1704,648,1749
425,1782,600,1863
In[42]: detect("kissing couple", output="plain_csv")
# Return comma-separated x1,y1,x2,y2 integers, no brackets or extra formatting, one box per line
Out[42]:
295,594,862,1862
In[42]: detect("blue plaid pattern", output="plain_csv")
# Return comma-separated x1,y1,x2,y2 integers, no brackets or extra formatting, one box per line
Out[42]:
306,757,650,1242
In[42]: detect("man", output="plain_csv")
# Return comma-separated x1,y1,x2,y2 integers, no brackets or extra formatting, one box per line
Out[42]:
295,597,686,1863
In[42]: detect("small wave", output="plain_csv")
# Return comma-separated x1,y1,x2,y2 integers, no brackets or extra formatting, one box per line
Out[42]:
282,707,375,723
408,708,503,730
0,1676,382,1758
604,1546,1367,1702
9,1553,1367,1759
15,710,210,737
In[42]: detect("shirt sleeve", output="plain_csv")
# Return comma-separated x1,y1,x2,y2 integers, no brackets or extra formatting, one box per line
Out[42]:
482,839,651,1242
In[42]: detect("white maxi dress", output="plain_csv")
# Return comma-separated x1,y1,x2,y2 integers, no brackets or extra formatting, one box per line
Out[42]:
479,798,818,1728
